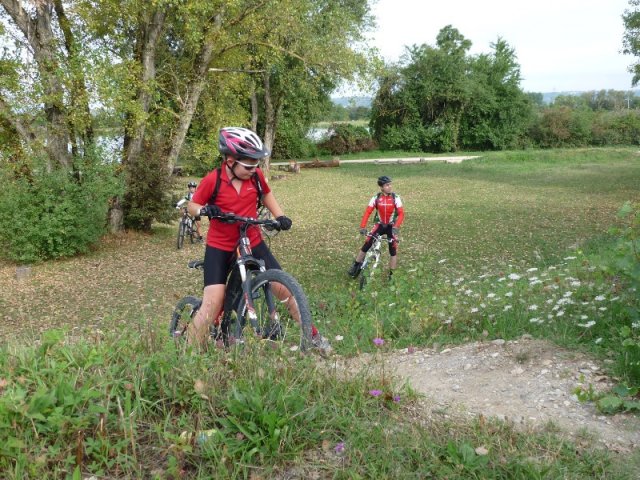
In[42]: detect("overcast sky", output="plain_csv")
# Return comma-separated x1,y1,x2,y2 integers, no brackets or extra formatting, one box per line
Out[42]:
366,0,635,93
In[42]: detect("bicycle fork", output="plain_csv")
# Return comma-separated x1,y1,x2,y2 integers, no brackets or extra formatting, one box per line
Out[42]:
237,239,279,336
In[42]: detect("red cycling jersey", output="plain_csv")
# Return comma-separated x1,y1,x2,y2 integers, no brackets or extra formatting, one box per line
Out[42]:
192,166,271,251
359,193,404,228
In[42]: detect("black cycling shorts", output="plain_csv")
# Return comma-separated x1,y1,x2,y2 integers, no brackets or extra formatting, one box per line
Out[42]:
203,241,281,287
361,223,398,256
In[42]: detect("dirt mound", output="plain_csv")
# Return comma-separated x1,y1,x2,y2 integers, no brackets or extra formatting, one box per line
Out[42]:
334,336,640,452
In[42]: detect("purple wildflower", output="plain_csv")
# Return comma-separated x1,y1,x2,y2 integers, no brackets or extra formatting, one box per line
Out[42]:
334,442,345,454
393,395,401,403
373,338,384,346
369,389,383,397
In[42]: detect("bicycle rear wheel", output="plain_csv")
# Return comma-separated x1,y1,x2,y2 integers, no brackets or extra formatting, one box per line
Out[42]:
169,296,201,341
187,219,197,244
236,269,313,352
177,221,186,249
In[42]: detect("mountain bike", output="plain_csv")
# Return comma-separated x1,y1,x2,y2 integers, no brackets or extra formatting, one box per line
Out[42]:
169,212,314,352
358,231,396,290
176,205,199,249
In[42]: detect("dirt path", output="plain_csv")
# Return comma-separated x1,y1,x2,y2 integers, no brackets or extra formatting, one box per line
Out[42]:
333,335,640,452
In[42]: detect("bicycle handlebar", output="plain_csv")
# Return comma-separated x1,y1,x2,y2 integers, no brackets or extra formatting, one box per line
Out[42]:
365,232,398,243
213,212,282,230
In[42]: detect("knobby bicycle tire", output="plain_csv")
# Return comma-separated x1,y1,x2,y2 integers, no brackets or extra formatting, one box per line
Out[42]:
235,269,313,352
169,295,201,341
177,220,186,249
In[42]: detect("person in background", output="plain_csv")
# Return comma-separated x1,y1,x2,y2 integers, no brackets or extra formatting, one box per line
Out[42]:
347,175,404,279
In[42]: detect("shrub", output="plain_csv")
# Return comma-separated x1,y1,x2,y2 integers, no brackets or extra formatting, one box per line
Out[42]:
272,119,319,160
318,123,376,155
0,153,121,263
122,141,175,231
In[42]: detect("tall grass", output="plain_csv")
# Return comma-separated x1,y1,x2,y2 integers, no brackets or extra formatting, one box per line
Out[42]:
1,327,635,478
2,147,640,477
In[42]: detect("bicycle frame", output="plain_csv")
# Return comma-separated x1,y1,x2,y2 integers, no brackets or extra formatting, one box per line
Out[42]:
217,213,281,337
171,211,313,351
359,231,395,289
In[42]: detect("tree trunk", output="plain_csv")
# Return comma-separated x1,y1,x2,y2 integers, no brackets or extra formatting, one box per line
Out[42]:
165,14,223,175
1,0,71,169
250,82,259,132
261,72,284,179
53,0,94,146
123,9,166,166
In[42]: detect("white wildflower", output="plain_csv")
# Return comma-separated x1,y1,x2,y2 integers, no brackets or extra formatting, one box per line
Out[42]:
527,267,538,273
471,307,479,313
504,291,513,297
595,338,603,344
564,256,577,260
599,307,607,312
335,335,344,341
504,305,512,311
487,293,496,299
556,310,565,317
508,273,521,280
438,258,447,264
528,305,538,311
577,321,596,328
594,295,606,302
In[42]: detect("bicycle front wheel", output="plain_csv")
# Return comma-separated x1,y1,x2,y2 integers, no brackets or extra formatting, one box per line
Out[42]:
358,252,378,290
177,221,186,249
169,296,201,341
236,269,313,352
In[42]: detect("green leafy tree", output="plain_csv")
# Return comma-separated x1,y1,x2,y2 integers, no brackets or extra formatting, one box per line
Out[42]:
370,26,531,152
623,0,640,86
460,38,532,150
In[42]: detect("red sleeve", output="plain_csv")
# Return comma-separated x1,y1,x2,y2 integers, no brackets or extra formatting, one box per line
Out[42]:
191,170,218,205
395,206,405,227
359,205,375,229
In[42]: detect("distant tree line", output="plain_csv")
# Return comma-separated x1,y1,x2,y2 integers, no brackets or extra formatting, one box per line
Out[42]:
317,23,640,156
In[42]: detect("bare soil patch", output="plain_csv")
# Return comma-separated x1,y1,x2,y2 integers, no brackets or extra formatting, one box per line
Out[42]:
333,336,640,452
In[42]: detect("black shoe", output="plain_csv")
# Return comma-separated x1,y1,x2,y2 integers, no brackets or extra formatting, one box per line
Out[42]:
347,261,362,278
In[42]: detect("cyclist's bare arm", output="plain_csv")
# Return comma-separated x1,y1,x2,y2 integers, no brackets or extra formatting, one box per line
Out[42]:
261,191,284,218
187,200,203,218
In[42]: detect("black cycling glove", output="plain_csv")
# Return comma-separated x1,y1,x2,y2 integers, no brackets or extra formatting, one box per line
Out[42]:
276,215,292,231
200,204,221,219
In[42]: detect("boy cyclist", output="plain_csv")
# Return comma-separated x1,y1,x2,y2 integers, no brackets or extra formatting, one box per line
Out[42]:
187,127,331,354
347,175,405,278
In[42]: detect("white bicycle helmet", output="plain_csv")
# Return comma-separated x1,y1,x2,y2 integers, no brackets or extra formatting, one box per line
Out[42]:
218,127,270,160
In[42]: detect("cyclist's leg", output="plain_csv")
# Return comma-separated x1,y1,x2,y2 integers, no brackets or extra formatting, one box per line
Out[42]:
388,229,399,273
349,224,380,276
188,246,233,348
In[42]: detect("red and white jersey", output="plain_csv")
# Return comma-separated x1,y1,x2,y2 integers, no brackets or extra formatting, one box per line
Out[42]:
360,193,404,228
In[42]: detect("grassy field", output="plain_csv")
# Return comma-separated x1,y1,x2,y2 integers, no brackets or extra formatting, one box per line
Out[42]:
1,147,640,477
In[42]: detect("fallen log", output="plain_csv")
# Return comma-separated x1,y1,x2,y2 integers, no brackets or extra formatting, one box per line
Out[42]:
300,158,340,168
